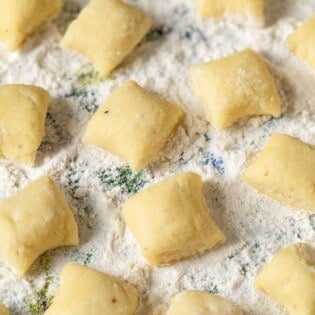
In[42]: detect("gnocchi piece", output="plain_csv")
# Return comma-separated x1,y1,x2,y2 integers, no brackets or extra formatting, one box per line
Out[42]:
196,0,264,26
243,133,315,212
0,0,62,50
167,291,243,315
189,49,281,129
0,304,9,315
83,81,183,171
0,84,50,165
255,243,315,315
45,263,138,315
122,172,225,266
61,0,151,77
0,176,79,275
287,16,315,68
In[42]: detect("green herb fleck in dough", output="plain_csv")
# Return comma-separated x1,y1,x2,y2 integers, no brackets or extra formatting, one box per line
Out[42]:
97,166,148,194
28,277,53,315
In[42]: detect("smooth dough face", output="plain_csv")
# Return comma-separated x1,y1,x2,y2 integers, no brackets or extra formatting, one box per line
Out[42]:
0,84,50,165
0,0,62,50
122,172,225,266
0,303,9,315
255,243,315,315
167,291,243,315
0,176,79,275
45,263,138,315
287,16,315,68
196,0,264,25
83,81,183,171
189,49,281,129
61,0,151,77
243,133,315,212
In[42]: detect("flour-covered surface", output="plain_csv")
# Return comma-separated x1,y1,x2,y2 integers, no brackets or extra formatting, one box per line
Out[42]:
0,0,314,314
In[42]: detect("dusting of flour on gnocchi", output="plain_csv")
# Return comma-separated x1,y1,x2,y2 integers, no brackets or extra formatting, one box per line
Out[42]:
0,0,314,314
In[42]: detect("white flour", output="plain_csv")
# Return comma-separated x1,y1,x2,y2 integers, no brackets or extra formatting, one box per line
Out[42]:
0,0,314,314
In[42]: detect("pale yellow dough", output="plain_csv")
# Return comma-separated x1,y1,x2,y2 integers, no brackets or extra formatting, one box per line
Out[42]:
0,176,79,275
45,263,138,315
189,49,281,129
243,133,315,212
0,0,62,50
83,81,183,171
196,0,264,25
0,84,50,165
287,16,315,68
122,172,225,266
167,291,243,315
255,243,315,315
61,0,151,77
0,303,9,315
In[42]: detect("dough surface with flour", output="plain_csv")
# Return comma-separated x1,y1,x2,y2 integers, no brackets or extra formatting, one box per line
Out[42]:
0,0,62,50
0,176,78,275
123,172,225,265
45,263,138,315
0,84,50,165
189,49,281,129
61,0,152,77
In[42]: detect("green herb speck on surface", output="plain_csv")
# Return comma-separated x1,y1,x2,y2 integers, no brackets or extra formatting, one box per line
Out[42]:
203,132,211,142
65,88,99,113
28,277,53,315
97,166,148,194
76,64,104,86
145,25,172,41
204,284,219,295
240,264,248,276
309,214,315,230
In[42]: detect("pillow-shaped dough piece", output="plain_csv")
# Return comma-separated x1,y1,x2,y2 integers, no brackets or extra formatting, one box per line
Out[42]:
189,48,281,129
255,243,315,315
83,81,183,171
167,291,243,315
243,133,315,212
0,176,79,275
0,304,9,315
0,84,50,165
45,263,138,315
0,0,62,50
61,0,151,77
196,0,264,26
287,16,315,68
122,172,225,266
